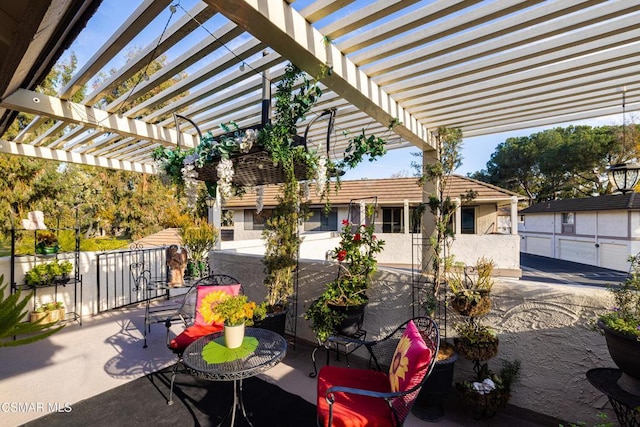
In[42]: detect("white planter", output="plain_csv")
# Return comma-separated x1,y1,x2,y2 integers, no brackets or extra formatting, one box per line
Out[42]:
224,323,245,349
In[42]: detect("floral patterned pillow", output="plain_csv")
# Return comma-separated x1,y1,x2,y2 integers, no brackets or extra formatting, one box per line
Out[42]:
388,320,433,393
195,284,241,325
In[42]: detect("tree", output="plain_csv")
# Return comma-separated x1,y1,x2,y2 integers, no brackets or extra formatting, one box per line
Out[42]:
470,125,633,203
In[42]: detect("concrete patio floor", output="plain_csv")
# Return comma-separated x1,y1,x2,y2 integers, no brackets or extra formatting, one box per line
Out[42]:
1,302,561,427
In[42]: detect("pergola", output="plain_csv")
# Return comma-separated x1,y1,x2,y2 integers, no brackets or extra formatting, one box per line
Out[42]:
0,0,639,174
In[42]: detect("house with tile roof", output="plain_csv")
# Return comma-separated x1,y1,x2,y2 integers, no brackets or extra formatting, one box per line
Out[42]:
219,176,526,276
519,193,640,272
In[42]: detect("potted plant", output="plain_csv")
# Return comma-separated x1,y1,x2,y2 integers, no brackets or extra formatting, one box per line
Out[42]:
30,301,65,323
449,257,495,317
456,360,521,418
180,218,218,278
304,211,385,342
597,253,640,395
35,230,59,255
24,260,73,287
200,291,258,348
454,321,500,361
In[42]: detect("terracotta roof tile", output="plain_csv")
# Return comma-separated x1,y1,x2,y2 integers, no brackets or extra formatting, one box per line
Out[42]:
223,176,523,208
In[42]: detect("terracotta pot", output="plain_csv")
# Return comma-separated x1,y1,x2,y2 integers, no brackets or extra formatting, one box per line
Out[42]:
224,323,245,349
598,319,640,395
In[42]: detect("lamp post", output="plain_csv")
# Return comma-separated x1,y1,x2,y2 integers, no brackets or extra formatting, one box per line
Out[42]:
205,195,215,225
607,162,640,194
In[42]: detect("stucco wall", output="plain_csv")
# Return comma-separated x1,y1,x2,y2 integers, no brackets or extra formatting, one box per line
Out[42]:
211,251,615,424
221,232,521,275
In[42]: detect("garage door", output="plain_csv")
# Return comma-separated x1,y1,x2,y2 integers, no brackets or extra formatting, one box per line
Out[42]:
524,236,551,257
559,239,596,265
600,242,630,272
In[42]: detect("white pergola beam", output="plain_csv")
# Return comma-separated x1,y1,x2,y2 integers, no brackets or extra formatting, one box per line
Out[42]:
1,89,197,148
0,139,154,174
205,0,430,150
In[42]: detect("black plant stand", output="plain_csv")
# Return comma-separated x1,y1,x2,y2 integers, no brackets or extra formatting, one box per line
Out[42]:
412,352,459,422
587,368,640,427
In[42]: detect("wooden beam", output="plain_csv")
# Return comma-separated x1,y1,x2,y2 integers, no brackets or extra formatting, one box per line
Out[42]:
204,0,431,150
1,89,197,148
0,139,155,174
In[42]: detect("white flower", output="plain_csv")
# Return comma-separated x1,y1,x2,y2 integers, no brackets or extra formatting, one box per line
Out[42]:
315,156,327,195
239,129,257,153
255,185,265,213
217,158,234,201
181,163,199,210
301,181,310,200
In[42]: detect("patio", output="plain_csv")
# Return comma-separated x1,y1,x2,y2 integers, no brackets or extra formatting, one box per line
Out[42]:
1,294,563,427
0,1,637,425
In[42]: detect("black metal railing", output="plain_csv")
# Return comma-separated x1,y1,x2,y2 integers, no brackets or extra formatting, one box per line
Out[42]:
96,245,168,313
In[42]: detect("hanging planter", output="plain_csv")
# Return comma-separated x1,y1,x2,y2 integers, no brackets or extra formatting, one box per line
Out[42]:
450,290,492,317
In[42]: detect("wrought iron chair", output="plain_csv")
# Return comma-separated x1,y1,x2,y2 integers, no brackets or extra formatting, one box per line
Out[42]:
165,274,243,405
316,316,440,426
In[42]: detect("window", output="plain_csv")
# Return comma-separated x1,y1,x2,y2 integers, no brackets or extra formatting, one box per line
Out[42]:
382,208,404,233
244,209,272,230
561,212,574,234
461,207,476,234
409,207,421,233
304,208,338,231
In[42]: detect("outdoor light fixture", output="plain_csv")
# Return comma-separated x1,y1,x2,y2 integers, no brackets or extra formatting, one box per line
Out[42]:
205,195,215,208
606,87,640,194
607,162,640,194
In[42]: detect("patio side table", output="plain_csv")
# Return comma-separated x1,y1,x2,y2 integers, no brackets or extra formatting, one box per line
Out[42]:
309,329,367,378
182,328,288,427
586,368,640,427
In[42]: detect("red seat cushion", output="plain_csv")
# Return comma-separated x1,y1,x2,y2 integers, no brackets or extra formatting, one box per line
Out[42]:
169,323,223,351
317,365,394,427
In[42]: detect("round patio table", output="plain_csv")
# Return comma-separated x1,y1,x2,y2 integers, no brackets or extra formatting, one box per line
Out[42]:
182,328,287,427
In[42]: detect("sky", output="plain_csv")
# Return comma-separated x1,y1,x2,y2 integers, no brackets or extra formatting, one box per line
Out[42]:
59,0,624,181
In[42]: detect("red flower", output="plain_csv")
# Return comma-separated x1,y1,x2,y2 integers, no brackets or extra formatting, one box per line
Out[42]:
337,250,347,261
342,219,350,226
354,233,361,241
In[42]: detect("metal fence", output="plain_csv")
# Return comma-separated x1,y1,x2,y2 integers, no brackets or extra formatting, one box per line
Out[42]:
96,245,168,313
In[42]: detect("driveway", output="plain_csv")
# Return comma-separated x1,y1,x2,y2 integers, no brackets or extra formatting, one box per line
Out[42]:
519,253,627,288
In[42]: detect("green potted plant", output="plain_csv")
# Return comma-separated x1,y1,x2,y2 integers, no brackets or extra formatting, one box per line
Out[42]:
180,218,218,278
35,230,59,255
24,260,73,287
304,210,385,342
449,257,495,317
200,292,258,348
454,320,500,361
597,253,640,395
30,300,65,323
456,360,521,418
